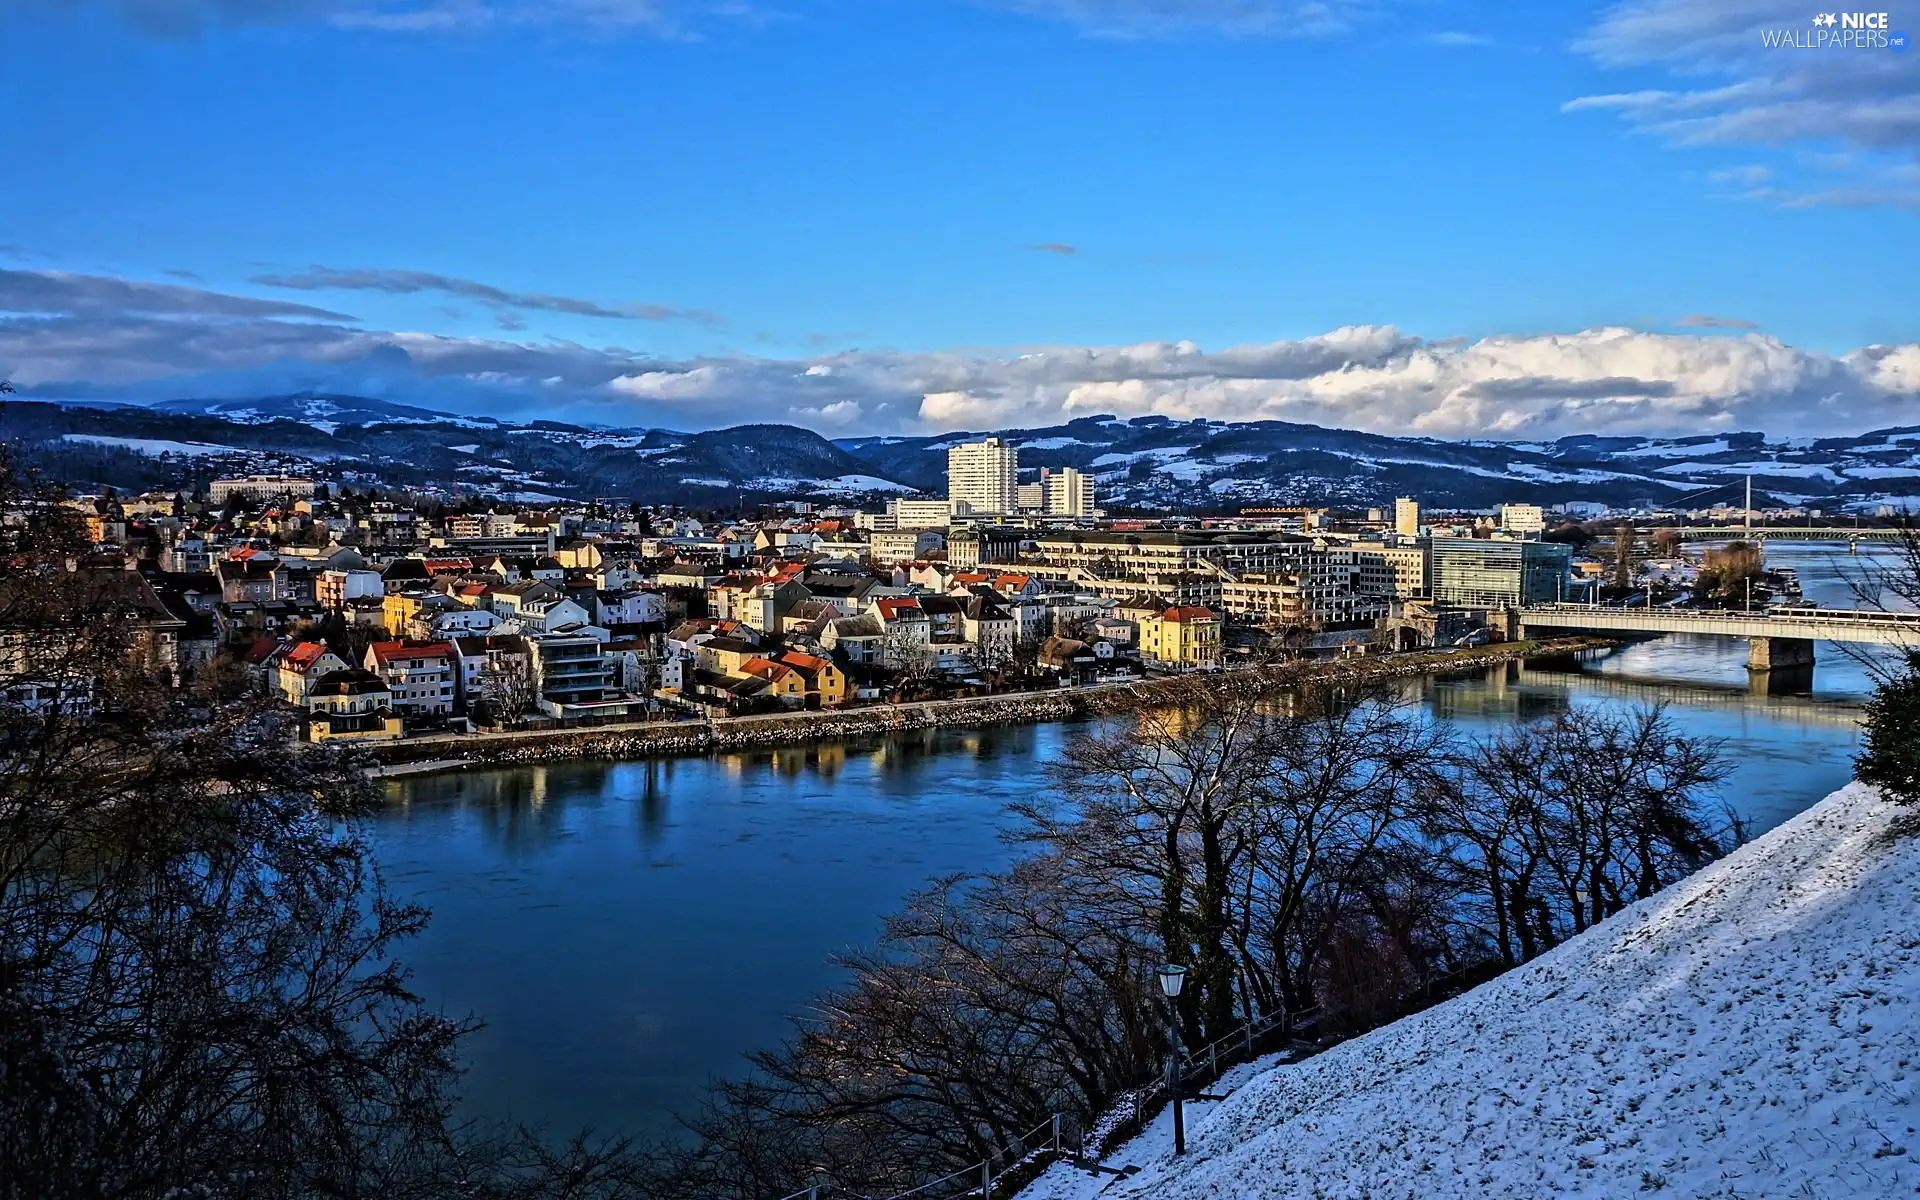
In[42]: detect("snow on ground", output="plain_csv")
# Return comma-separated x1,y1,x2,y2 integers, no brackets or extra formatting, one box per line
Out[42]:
1658,460,1850,485
63,434,235,457
1024,784,1920,1200
1093,447,1191,469
1019,436,1090,451
1503,462,1698,489
1021,1054,1293,1200
1844,465,1920,480
810,474,914,493
1613,439,1733,459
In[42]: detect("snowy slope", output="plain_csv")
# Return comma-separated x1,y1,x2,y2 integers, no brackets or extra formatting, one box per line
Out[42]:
1024,784,1920,1200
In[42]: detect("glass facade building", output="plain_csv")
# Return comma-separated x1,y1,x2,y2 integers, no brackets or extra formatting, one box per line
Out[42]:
1427,537,1571,607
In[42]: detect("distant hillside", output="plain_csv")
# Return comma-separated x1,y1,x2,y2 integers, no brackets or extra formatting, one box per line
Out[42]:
9,391,1920,509
1022,783,1920,1200
840,416,1920,511
0,396,913,503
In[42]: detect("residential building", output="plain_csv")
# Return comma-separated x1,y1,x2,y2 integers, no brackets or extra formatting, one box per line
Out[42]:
269,641,350,707
869,529,945,566
960,593,1017,669
217,557,278,604
1394,497,1421,537
318,567,383,609
304,669,403,742
1041,467,1096,517
529,631,613,713
1427,537,1573,607
946,438,1019,515
451,633,534,717
1123,602,1223,668
364,641,456,718
777,651,847,707
821,613,886,666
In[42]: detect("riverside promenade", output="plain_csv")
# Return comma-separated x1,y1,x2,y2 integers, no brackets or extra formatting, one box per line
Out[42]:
364,637,1617,778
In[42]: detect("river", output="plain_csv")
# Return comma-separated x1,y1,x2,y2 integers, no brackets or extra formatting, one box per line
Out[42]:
367,542,1896,1140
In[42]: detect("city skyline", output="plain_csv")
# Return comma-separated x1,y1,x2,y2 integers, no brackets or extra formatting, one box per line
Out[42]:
3,0,1916,437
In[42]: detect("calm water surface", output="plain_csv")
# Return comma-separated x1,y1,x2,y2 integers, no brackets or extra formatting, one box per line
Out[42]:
368,542,1893,1137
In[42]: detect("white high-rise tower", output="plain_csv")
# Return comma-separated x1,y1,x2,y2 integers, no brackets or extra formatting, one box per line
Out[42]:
947,438,1019,515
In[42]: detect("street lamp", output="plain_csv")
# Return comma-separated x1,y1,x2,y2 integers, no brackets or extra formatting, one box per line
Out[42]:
1156,963,1189,1155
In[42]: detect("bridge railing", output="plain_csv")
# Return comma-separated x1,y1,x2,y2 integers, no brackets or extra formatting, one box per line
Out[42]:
1522,603,1920,627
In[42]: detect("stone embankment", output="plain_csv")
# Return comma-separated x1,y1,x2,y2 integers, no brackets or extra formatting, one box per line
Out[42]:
365,637,1616,778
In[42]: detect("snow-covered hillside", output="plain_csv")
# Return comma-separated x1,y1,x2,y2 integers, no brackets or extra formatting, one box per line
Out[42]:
1024,784,1920,1200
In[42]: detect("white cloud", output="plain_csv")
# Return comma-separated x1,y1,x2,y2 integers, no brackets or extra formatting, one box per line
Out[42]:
1427,30,1491,47
30,0,755,37
1568,0,1920,208
984,0,1375,38
8,269,1919,440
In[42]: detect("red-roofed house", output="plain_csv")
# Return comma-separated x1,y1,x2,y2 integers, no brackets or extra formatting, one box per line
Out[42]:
777,651,847,708
739,656,807,706
268,640,350,706
1137,605,1222,668
364,640,456,717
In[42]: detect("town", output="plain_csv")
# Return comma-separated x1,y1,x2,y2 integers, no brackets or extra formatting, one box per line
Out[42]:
16,432,1857,745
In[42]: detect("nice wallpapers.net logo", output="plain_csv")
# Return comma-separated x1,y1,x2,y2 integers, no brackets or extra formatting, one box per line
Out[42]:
1761,11,1909,49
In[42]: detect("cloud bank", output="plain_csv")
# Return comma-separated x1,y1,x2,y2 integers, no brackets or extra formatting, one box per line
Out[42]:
3,267,1917,440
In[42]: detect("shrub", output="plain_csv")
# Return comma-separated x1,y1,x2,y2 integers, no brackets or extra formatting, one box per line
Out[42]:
1856,651,1920,805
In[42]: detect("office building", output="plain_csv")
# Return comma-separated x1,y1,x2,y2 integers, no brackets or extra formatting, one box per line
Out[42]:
1498,503,1547,536
889,498,956,528
1428,538,1571,607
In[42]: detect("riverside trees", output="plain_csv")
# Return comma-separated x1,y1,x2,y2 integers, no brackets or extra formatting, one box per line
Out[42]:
654,684,1736,1200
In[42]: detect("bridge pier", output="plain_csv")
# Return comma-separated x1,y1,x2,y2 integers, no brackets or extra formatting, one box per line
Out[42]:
1748,636,1815,672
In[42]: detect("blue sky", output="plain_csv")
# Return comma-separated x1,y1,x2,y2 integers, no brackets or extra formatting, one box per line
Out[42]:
2,1,1917,437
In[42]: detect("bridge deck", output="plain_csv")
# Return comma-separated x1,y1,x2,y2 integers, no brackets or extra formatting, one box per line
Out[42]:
1518,604,1920,646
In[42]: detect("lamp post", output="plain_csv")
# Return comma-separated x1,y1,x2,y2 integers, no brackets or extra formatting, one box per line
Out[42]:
1156,963,1188,1156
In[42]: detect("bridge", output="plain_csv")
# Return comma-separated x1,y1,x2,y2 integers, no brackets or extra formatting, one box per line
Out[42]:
1664,527,1905,544
1517,603,1920,670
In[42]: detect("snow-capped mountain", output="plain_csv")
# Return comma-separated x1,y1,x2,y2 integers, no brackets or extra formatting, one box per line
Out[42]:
13,392,1920,510
150,393,486,432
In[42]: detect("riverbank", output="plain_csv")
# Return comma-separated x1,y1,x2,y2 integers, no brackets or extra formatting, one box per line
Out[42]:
364,637,1618,778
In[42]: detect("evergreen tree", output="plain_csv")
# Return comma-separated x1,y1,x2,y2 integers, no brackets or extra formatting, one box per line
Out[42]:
1856,651,1920,805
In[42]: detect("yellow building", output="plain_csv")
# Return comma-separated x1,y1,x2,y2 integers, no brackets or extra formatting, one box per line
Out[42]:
304,668,404,742
382,591,427,638
777,651,848,708
1135,604,1223,668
